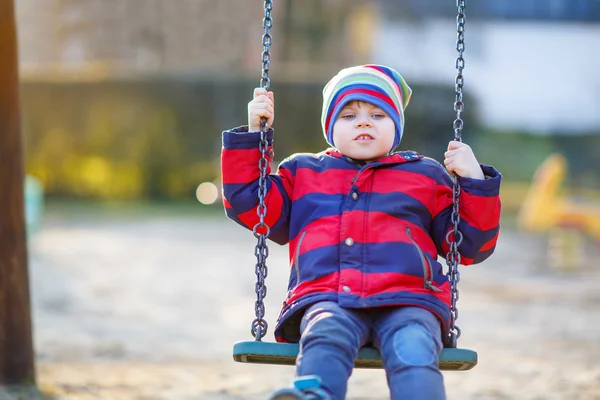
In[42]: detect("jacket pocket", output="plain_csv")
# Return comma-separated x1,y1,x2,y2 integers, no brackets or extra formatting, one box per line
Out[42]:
406,227,442,292
292,230,307,288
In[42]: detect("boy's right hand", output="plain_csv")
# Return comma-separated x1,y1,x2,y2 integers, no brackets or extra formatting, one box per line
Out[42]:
248,88,274,132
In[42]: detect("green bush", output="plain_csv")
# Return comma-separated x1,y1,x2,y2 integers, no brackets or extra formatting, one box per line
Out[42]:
20,76,600,200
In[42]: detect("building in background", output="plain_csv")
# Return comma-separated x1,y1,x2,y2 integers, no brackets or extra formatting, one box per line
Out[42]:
15,0,368,80
373,0,600,134
16,0,267,76
14,0,600,134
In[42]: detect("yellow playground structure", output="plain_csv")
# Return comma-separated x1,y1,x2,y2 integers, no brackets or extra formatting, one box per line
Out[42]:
518,153,600,270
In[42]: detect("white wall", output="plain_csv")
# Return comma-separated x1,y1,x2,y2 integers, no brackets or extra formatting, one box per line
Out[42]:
373,19,600,134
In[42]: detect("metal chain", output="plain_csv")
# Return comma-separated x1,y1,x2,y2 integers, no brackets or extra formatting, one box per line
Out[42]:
445,0,466,349
248,0,466,347
251,0,273,341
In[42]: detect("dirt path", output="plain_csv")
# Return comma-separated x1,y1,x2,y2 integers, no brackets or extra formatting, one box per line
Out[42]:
10,207,600,399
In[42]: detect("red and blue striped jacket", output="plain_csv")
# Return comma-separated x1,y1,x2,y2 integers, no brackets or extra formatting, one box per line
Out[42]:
222,126,502,343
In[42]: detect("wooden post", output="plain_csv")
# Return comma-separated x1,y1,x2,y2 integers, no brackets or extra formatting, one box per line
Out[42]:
0,0,36,384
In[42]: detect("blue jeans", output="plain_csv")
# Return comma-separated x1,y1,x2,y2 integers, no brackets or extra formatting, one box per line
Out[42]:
296,301,446,400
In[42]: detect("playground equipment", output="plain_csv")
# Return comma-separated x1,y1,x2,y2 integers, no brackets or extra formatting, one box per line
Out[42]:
518,153,600,270
232,0,480,372
0,0,36,384
24,175,44,236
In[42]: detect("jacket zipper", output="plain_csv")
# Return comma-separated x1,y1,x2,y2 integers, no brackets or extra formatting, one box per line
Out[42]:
293,230,307,286
406,227,442,292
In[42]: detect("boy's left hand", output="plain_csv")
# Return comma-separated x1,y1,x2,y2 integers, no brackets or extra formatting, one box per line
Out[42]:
444,141,484,179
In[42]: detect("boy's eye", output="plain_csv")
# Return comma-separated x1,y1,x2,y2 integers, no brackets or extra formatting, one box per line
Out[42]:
341,114,355,119
372,113,386,119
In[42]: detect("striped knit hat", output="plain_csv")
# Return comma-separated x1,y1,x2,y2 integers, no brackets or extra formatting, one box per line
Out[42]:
321,64,412,152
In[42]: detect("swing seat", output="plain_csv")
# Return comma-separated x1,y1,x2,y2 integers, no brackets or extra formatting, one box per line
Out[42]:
233,341,477,371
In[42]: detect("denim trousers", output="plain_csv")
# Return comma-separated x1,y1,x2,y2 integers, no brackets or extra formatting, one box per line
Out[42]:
296,301,446,400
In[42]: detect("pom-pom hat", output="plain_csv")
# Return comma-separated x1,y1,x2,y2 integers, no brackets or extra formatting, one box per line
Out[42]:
321,64,412,152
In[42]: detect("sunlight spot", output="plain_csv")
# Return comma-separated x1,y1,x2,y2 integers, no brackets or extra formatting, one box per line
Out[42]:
196,182,219,205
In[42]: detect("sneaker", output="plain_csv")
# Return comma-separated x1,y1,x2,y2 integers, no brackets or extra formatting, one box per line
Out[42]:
268,376,330,400
268,387,308,400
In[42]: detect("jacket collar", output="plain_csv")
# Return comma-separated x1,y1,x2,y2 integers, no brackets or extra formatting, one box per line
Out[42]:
323,148,423,166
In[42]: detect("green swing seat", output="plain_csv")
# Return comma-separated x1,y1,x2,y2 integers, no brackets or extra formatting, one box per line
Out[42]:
233,341,477,371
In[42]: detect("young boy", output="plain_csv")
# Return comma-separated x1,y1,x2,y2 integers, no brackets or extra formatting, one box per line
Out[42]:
221,65,501,400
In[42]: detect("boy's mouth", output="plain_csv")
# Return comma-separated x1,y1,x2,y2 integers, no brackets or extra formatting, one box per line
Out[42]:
354,133,374,141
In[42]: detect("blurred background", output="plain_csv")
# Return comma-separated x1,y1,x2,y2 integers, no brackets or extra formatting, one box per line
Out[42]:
16,0,600,202
8,0,600,399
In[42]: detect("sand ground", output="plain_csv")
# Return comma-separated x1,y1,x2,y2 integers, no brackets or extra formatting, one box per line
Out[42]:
3,206,599,400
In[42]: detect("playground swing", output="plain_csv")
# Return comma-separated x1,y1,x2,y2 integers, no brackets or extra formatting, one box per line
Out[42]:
232,0,477,372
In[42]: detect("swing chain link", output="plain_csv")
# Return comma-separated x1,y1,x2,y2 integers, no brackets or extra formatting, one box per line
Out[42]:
260,0,273,90
251,0,274,341
445,0,466,349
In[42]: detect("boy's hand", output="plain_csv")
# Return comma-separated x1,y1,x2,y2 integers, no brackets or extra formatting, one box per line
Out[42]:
444,141,484,179
248,88,274,132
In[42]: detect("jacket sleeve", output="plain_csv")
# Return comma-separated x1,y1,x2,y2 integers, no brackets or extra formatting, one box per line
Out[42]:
428,162,502,265
221,126,293,245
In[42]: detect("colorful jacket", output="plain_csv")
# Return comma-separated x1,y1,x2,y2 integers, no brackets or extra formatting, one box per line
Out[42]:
221,126,502,343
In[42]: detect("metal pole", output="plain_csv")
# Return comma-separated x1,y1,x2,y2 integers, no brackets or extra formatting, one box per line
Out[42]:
0,0,36,384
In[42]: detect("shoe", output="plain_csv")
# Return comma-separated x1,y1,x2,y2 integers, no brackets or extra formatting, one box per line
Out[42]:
268,387,307,400
268,376,330,400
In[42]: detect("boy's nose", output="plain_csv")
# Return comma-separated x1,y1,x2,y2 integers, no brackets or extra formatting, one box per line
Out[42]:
355,117,373,128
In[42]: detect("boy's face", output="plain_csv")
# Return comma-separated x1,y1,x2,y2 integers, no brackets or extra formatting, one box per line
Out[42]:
332,101,396,162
